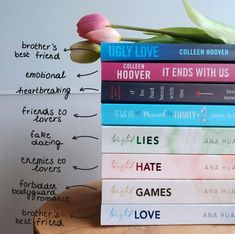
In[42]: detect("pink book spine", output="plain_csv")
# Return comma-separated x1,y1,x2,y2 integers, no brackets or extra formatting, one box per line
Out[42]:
102,62,235,82
102,154,235,179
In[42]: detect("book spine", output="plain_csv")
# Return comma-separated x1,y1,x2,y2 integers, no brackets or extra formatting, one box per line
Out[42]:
102,103,235,127
102,82,235,104
102,154,235,179
102,179,235,204
102,62,235,82
102,126,235,154
101,43,235,61
101,204,235,225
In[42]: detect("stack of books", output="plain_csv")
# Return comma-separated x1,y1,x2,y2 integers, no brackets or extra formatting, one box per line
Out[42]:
100,42,235,225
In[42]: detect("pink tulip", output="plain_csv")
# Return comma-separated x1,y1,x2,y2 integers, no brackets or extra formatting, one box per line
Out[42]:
82,27,121,44
77,13,110,37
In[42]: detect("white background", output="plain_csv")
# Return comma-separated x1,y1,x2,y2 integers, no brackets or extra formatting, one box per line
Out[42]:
1,0,235,233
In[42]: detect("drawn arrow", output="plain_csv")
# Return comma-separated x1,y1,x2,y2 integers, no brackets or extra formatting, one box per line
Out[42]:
65,184,98,191
73,113,98,118
80,87,99,92
72,165,99,171
64,48,97,53
77,70,98,78
72,135,99,140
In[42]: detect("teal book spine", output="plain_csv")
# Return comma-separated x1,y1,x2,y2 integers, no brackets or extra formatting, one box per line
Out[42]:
102,103,235,127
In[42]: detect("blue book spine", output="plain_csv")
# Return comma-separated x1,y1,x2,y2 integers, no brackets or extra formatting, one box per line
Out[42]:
101,103,235,127
101,43,235,61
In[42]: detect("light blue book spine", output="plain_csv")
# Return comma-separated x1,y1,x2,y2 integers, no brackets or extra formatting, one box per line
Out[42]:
100,43,235,61
101,103,235,127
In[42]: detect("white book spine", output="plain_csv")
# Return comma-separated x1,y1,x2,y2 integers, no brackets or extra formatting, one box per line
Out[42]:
102,126,235,154
102,179,235,204
101,204,235,225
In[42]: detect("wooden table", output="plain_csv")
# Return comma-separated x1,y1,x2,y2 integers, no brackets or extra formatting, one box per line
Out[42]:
33,181,235,234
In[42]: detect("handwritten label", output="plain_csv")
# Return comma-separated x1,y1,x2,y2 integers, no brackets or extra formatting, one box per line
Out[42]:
25,70,66,80
21,106,68,123
20,156,66,173
15,41,60,60
17,209,65,227
30,130,64,150
16,86,71,100
12,179,57,201
11,179,70,202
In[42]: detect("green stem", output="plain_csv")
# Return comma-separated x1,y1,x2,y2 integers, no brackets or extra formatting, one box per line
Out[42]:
111,24,196,40
120,37,143,42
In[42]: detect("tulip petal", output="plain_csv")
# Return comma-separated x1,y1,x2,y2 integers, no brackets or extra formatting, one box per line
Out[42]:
83,27,121,44
182,0,235,44
77,13,110,36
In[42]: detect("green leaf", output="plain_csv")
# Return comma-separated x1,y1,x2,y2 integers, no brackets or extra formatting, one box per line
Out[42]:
144,27,224,44
182,0,235,44
139,34,194,43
